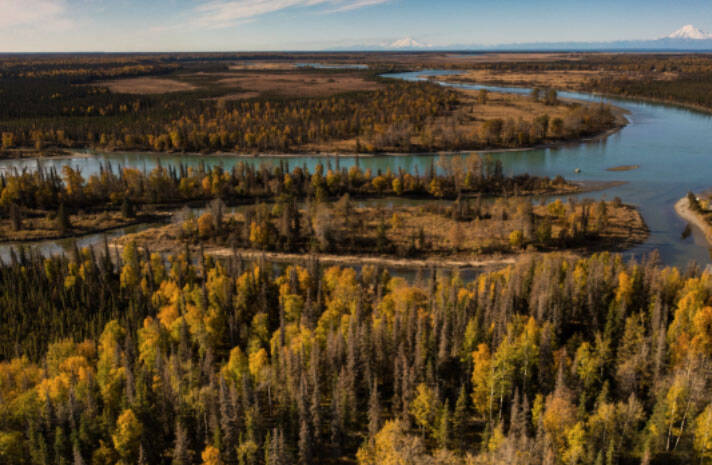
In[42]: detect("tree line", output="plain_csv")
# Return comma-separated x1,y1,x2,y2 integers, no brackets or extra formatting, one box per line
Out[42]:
0,155,571,221
586,73,712,111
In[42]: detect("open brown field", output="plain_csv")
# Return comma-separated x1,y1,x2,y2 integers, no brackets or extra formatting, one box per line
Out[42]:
99,70,383,99
214,72,383,98
457,89,575,119
96,77,197,94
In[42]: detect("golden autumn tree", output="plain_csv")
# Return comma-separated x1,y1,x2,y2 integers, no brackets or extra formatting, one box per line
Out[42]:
356,420,427,465
694,404,712,461
112,409,143,464
471,343,493,420
201,445,224,465
410,383,440,436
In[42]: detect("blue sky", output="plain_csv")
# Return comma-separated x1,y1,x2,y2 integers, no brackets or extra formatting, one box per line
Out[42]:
1,0,711,51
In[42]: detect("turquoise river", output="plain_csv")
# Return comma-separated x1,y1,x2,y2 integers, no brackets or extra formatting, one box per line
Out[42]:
1,70,711,268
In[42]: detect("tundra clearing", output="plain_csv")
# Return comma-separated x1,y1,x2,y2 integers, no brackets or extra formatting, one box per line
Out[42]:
214,72,383,98
97,77,197,94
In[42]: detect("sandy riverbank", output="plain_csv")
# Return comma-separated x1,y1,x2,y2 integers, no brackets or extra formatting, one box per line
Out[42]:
675,197,712,246
207,248,519,270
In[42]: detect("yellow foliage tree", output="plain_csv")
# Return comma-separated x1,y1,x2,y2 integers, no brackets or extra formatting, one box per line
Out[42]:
248,348,269,385
356,420,427,465
120,241,141,290
97,320,126,406
201,445,224,465
392,178,403,195
410,383,439,435
563,422,587,465
509,229,524,249
542,389,577,454
0,431,24,464
222,346,248,386
428,178,444,198
198,212,215,239
694,403,712,461
112,409,142,464
471,344,493,419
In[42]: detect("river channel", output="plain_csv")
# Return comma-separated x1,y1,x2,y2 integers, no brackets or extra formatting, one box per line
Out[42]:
2,70,711,267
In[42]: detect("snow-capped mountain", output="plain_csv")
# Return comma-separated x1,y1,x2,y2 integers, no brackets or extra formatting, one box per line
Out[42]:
666,25,712,40
386,37,431,49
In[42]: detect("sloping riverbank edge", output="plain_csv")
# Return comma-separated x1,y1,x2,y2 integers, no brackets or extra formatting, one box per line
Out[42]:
675,196,712,246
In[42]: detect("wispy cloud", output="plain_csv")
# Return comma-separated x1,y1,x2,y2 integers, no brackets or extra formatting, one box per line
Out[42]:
0,0,72,30
326,0,389,13
192,0,390,29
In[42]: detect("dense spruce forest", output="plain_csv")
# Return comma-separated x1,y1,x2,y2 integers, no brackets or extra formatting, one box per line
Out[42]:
0,247,711,465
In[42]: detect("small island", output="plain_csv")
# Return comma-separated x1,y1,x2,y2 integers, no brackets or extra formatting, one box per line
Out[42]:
0,155,583,244
116,194,647,268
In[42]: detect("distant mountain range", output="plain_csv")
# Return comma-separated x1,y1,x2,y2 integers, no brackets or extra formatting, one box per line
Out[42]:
332,25,712,51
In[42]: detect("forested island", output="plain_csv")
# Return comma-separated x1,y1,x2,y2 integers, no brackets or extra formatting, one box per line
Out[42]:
118,193,645,265
0,155,587,242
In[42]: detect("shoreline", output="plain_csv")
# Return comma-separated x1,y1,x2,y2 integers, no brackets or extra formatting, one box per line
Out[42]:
2,106,629,162
432,72,712,117
674,196,712,246
0,214,168,245
34,120,625,162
